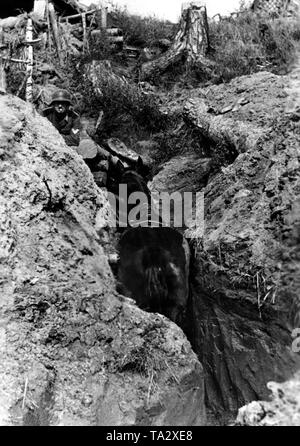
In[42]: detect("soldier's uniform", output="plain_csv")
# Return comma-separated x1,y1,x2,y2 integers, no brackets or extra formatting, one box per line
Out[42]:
42,90,81,147
42,107,81,146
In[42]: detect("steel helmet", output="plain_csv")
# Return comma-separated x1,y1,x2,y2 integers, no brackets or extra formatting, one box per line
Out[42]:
50,90,73,106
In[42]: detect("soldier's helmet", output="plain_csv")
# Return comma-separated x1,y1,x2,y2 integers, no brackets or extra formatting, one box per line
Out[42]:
50,90,73,106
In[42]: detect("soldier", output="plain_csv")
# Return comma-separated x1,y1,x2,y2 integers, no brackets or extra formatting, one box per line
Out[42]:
43,90,81,147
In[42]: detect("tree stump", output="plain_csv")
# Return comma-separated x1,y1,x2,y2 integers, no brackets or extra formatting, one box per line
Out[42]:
139,4,212,81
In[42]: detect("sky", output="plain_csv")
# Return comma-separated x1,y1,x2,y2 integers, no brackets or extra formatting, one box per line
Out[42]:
80,0,252,22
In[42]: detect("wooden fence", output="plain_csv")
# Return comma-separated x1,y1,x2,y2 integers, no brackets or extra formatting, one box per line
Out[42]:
0,0,123,100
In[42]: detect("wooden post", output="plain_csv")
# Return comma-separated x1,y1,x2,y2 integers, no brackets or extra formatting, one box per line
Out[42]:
46,0,52,51
0,26,4,49
82,13,87,53
100,8,107,29
0,26,6,94
95,111,104,132
0,59,6,94
48,2,62,64
33,0,47,19
25,18,34,102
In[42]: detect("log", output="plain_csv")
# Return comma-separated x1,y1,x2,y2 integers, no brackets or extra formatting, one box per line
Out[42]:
108,36,124,43
77,121,107,162
139,5,212,81
0,14,27,30
90,29,124,43
106,28,122,36
0,56,28,64
77,137,99,160
106,138,139,163
60,9,96,22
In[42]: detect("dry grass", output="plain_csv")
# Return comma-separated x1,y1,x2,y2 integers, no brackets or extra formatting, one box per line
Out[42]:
116,344,180,405
108,2,176,47
208,11,300,83
117,345,165,376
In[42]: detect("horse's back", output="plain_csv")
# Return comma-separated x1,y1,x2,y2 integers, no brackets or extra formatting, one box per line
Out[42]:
113,167,190,323
119,227,187,257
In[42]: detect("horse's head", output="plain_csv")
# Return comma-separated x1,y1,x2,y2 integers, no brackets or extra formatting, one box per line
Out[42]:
121,168,150,199
106,156,126,194
107,156,156,230
107,155,150,196
135,156,151,180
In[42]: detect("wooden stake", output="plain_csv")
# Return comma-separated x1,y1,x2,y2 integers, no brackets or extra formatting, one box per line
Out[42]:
0,26,6,93
46,0,52,51
26,18,34,102
22,377,29,410
100,8,107,29
0,56,28,64
82,13,87,53
0,60,6,94
33,0,47,19
0,26,3,48
95,111,104,132
48,2,62,64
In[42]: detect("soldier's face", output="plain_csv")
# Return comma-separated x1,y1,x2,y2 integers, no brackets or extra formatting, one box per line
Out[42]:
53,101,69,115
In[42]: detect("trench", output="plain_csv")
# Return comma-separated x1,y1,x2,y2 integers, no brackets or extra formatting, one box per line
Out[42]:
100,134,300,425
110,229,298,425
124,238,299,425
2,4,300,426
184,249,299,425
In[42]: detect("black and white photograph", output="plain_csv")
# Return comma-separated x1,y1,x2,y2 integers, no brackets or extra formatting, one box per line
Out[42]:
0,0,299,430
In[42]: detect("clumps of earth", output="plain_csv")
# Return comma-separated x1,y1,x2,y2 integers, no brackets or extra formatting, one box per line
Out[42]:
1,48,300,426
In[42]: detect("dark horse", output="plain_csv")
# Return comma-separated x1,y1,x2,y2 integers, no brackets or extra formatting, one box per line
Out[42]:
110,157,190,325
107,156,160,230
118,226,190,325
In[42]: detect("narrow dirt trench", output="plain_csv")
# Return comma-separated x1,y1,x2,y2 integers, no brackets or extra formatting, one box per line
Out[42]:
135,50,300,424
1,0,300,427
186,49,300,423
